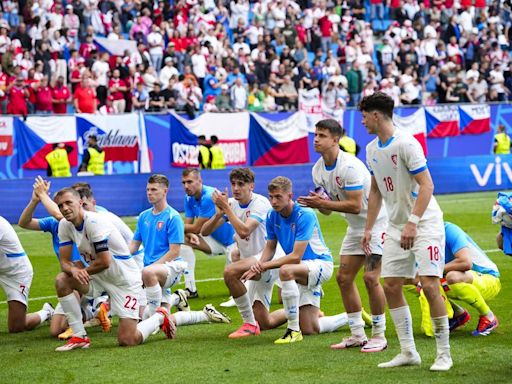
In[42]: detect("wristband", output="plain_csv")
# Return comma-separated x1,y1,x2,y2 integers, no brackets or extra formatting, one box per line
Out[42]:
408,214,420,225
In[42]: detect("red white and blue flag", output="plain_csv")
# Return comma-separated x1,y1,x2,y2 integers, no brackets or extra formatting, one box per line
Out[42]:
393,108,428,155
459,104,491,134
249,112,310,166
425,105,460,138
15,116,78,169
76,114,140,162
0,117,13,156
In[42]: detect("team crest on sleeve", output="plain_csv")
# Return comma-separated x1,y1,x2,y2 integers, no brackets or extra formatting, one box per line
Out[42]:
391,154,398,169
335,176,344,189
156,221,164,231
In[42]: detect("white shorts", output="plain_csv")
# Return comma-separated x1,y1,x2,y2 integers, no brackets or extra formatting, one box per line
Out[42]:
133,249,145,271
0,263,33,307
340,226,385,256
247,268,279,310
202,235,237,260
86,257,142,320
381,219,445,279
298,259,333,308
163,259,187,289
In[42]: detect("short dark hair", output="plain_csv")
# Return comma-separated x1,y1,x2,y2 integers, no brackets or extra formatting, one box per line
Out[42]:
198,135,206,141
230,168,255,184
148,174,169,187
358,92,394,119
88,134,98,142
211,135,219,144
77,187,94,199
315,119,343,138
182,168,200,178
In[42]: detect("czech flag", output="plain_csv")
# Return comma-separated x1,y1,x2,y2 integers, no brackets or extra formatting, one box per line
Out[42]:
393,108,428,155
249,112,310,166
459,104,491,134
425,105,460,138
15,116,78,169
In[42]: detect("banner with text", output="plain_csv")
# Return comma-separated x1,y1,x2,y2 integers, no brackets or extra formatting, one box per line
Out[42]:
0,117,13,156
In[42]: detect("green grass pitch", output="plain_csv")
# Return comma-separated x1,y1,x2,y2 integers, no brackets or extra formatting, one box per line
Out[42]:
0,191,510,384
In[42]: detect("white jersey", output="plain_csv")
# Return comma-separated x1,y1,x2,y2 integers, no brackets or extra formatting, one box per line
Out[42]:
366,129,442,227
58,211,140,284
98,211,134,246
312,150,387,233
228,193,272,258
0,216,32,274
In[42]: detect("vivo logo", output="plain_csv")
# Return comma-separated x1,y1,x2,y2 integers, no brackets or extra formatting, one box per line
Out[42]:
470,157,512,186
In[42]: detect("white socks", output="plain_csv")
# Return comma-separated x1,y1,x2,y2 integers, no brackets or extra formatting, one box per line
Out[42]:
59,293,86,337
372,313,386,337
281,280,300,332
174,311,208,326
137,312,164,342
144,284,162,319
319,313,348,333
181,245,197,292
432,315,450,355
347,311,366,338
234,293,256,325
390,306,416,353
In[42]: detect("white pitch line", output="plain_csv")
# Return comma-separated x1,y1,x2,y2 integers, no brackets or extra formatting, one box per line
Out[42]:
0,249,504,305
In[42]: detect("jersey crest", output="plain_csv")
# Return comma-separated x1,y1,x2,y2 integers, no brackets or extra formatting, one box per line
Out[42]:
335,176,344,189
157,221,164,231
391,154,398,168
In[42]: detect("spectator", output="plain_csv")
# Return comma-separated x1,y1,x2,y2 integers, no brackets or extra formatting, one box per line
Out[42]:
91,52,110,106
51,76,71,114
159,57,179,89
147,24,165,74
346,62,363,107
203,95,219,112
230,78,247,111
99,95,117,115
34,76,53,114
147,82,165,112
7,76,29,116
161,77,179,110
215,84,233,112
277,75,298,111
132,81,149,112
108,69,127,113
247,83,264,112
73,77,97,114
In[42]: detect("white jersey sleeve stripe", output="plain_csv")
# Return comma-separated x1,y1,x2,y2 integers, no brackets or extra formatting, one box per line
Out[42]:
410,165,428,174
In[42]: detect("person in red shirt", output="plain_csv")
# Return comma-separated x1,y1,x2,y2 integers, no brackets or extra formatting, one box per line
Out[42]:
319,8,334,54
108,69,127,113
7,76,29,115
0,64,9,114
34,76,53,114
73,77,97,114
99,95,117,115
52,76,71,114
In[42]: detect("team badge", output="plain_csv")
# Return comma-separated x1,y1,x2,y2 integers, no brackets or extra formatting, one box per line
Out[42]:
391,154,398,168
335,176,344,189
157,221,164,230
246,210,251,218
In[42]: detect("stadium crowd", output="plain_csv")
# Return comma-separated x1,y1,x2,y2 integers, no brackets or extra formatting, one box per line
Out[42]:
0,0,511,117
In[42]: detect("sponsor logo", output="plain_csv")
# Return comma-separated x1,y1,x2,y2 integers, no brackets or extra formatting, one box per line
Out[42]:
470,157,512,186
